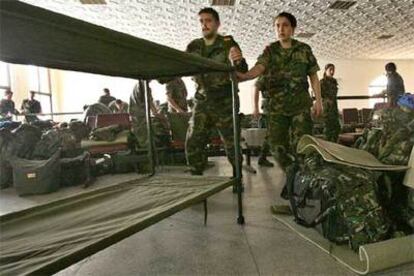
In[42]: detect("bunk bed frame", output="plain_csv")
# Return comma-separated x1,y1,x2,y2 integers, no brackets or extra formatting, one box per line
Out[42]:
0,1,244,275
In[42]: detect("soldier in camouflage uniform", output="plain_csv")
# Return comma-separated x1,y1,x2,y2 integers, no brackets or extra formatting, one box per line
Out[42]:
320,64,341,142
164,78,188,113
253,77,274,167
237,12,323,172
129,80,167,148
185,8,248,175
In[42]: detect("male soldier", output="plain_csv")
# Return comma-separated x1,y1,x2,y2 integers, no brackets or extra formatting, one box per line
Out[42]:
21,91,42,122
159,78,188,113
253,76,274,167
98,88,116,107
108,99,129,113
0,90,18,118
385,62,405,107
21,91,42,114
129,80,167,148
185,7,248,175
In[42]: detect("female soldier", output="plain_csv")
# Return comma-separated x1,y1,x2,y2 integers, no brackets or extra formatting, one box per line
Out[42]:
320,64,340,142
237,12,322,174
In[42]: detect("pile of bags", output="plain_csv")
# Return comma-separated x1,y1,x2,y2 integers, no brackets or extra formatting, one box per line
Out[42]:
0,120,91,195
287,94,414,250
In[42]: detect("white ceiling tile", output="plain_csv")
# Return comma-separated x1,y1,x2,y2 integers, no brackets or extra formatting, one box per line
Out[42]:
19,0,414,60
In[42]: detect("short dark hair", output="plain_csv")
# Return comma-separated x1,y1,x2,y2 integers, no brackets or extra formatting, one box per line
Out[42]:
198,7,220,22
325,63,335,71
103,88,110,93
4,89,13,95
274,12,297,28
385,62,396,72
115,99,122,104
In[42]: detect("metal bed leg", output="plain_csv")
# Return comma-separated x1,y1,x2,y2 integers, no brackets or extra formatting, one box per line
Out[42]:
204,199,208,226
143,79,156,176
231,75,245,225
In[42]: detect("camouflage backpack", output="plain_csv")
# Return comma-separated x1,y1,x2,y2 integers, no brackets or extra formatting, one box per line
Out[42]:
288,155,390,251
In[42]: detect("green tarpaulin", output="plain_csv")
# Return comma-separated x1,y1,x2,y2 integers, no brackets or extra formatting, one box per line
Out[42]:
0,1,232,79
297,135,409,171
0,175,235,275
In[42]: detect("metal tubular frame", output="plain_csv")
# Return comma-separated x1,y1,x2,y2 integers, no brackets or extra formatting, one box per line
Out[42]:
230,74,245,225
140,75,244,224
143,80,156,176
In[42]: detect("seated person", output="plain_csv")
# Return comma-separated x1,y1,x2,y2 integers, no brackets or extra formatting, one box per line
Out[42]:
83,102,112,122
21,91,42,122
0,90,18,119
109,99,129,113
98,88,116,107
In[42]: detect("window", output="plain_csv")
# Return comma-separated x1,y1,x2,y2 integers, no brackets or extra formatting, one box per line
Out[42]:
368,75,387,108
28,66,52,115
0,61,11,94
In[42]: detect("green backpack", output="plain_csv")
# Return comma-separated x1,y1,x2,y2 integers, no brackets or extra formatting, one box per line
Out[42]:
288,155,390,251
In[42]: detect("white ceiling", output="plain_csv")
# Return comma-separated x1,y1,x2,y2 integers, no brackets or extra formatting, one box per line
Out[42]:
20,0,414,60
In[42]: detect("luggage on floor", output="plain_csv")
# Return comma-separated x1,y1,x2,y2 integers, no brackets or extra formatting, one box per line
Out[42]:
11,124,42,159
288,154,390,251
0,129,15,188
90,124,122,141
60,151,90,187
111,151,147,173
69,120,90,142
10,151,61,196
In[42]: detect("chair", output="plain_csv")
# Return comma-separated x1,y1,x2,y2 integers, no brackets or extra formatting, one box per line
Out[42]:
342,108,359,125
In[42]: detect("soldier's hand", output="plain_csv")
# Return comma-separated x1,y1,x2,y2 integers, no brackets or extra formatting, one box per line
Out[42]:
312,100,323,118
236,71,247,81
229,46,242,64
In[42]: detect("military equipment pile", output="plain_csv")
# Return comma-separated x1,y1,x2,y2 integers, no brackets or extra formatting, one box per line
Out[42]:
289,102,413,251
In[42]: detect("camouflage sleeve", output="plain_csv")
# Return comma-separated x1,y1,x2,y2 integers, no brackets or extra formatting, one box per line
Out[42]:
306,45,320,75
229,37,248,73
255,77,264,91
255,46,271,72
185,39,198,53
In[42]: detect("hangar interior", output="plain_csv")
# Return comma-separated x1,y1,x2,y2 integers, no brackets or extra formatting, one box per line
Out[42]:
0,0,413,275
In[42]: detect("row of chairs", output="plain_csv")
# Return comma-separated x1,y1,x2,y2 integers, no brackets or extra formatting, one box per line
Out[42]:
342,108,373,125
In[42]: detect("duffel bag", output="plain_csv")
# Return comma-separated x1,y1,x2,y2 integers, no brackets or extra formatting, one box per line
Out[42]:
10,150,60,196
60,151,90,187
288,155,390,251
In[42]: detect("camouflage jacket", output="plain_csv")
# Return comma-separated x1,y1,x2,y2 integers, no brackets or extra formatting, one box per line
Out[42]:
378,108,414,165
166,78,188,112
320,76,339,115
129,80,153,117
256,39,320,116
255,76,270,112
186,35,248,98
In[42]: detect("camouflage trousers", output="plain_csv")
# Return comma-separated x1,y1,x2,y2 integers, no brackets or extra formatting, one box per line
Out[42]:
323,111,341,142
258,113,271,158
267,111,313,171
130,113,149,148
186,95,241,174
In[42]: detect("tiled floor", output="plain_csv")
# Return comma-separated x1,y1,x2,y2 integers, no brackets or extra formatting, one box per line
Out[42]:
1,157,413,275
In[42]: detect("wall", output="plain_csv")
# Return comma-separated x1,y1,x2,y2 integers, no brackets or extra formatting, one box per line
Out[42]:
6,58,413,120
239,58,414,114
